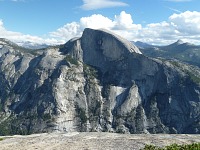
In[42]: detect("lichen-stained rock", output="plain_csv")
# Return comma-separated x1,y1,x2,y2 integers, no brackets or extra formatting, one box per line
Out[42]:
0,28,200,135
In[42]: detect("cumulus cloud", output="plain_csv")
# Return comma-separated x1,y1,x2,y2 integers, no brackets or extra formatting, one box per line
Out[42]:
81,0,128,10
138,11,200,45
50,11,142,42
80,14,114,29
50,22,82,42
1,11,200,46
169,11,200,34
114,11,142,30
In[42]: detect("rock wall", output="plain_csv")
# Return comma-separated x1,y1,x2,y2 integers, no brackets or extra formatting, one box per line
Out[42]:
0,29,199,135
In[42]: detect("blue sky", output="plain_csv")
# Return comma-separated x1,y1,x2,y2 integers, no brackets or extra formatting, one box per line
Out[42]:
0,0,200,45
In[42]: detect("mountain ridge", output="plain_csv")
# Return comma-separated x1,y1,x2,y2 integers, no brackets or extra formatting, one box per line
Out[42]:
135,40,200,67
0,28,199,135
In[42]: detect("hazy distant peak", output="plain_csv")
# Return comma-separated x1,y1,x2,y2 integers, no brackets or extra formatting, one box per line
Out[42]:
0,38,17,46
176,39,184,45
133,41,153,49
17,41,50,50
173,39,195,46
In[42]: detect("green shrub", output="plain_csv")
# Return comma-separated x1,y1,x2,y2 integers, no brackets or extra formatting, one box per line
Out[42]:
65,55,79,66
170,60,200,84
141,143,200,150
0,137,4,141
170,61,180,67
0,118,12,136
83,64,98,80
186,71,200,84
0,103,3,111
75,105,87,124
42,114,51,121
142,144,159,150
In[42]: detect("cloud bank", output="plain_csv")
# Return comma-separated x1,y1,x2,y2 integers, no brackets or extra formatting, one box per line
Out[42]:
1,11,200,45
0,20,60,45
51,11,200,45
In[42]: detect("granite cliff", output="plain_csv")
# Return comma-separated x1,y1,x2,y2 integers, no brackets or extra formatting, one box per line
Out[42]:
0,28,199,135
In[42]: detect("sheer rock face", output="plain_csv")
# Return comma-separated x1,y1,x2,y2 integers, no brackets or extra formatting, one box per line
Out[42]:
81,28,141,68
0,29,200,135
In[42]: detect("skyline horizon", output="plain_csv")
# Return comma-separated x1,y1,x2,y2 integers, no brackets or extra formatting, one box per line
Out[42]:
0,0,200,45
1,29,198,47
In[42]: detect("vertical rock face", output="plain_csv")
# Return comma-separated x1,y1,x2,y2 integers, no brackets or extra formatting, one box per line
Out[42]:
0,29,200,135
81,28,141,68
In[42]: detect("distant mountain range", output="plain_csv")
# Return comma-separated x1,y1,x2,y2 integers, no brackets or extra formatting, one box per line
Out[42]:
5,38,200,68
17,41,49,49
133,40,200,67
0,38,50,50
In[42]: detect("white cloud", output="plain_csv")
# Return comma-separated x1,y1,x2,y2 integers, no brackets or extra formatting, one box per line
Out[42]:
32,10,200,45
1,11,200,46
80,14,114,29
50,11,142,42
50,22,82,42
169,11,200,35
137,11,200,45
81,0,128,10
0,20,61,45
50,14,116,42
114,11,142,30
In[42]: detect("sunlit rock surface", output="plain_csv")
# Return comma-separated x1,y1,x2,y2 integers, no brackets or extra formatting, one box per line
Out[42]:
0,132,200,150
0,29,200,135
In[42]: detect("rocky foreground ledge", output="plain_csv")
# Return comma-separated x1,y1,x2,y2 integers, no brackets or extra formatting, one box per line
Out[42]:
0,132,200,150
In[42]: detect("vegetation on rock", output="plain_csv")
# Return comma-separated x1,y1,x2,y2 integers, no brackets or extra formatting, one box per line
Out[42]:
142,143,200,150
65,55,79,66
75,104,87,124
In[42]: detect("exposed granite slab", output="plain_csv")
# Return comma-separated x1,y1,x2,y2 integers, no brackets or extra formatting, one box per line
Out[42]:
0,132,200,150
